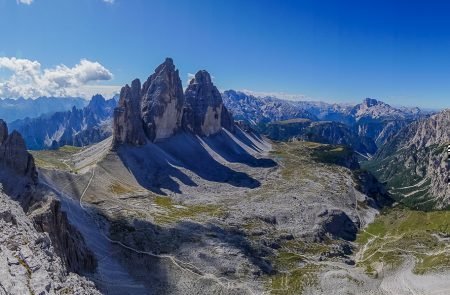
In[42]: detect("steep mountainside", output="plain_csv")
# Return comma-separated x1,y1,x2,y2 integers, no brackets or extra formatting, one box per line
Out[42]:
9,95,116,150
0,96,86,123
365,109,450,209
0,192,100,295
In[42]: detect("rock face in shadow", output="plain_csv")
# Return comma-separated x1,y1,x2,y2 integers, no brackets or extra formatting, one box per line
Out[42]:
317,209,359,241
113,58,234,147
32,198,97,274
113,79,147,146
0,192,101,295
0,120,37,183
183,70,233,135
0,124,97,281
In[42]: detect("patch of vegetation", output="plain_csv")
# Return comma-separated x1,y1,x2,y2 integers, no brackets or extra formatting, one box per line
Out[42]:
268,263,320,295
109,181,134,195
153,196,224,225
264,237,331,294
311,145,356,168
356,207,450,275
30,145,82,171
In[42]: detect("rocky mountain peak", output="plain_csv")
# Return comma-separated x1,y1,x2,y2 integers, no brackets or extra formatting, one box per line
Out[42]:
113,59,234,147
0,120,37,183
0,119,8,145
140,58,185,141
362,98,379,107
183,69,233,136
191,70,212,85
87,94,106,110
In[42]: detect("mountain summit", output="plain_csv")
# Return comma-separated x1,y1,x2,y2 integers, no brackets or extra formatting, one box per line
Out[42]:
113,58,234,147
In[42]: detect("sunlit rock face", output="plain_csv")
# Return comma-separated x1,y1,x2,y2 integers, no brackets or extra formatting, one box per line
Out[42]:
141,57,185,142
113,58,235,147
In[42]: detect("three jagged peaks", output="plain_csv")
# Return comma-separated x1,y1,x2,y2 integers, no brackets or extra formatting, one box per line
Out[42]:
113,58,233,147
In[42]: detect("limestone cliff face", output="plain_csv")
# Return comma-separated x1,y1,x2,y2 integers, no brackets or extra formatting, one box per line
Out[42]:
32,197,97,273
113,79,147,146
141,58,185,141
113,58,235,147
0,120,37,183
183,70,233,135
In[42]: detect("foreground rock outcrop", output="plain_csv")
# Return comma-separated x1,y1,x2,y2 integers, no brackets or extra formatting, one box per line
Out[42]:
113,58,234,147
0,120,37,183
0,125,99,292
0,192,100,295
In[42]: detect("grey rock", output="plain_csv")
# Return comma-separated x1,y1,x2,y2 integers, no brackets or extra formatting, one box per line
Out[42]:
0,192,101,295
141,57,185,141
183,70,233,136
0,125,37,183
9,94,117,150
32,198,97,273
317,209,359,241
113,79,147,146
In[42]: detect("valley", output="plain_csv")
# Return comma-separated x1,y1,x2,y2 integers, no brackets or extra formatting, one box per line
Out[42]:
0,57,448,295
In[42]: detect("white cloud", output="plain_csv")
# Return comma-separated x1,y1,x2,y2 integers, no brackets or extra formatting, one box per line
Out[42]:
17,0,33,5
103,0,114,3
0,57,115,99
186,73,195,85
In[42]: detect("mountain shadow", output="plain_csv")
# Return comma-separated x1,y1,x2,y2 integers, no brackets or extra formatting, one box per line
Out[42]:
106,213,274,294
116,131,275,195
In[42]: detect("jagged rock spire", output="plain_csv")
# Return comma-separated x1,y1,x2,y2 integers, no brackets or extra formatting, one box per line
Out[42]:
141,57,185,141
112,58,234,147
183,70,229,136
113,79,147,146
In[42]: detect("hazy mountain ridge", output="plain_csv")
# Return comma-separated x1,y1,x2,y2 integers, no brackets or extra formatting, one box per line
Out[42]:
9,95,116,150
0,96,87,123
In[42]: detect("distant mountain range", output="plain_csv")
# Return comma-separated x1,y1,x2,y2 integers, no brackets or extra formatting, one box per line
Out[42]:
0,96,87,123
224,91,430,152
9,95,116,150
2,89,431,154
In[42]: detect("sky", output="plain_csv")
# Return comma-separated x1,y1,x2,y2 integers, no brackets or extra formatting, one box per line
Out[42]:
1,0,450,108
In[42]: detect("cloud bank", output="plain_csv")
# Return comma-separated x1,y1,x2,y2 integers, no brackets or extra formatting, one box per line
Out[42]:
0,57,118,98
16,0,33,5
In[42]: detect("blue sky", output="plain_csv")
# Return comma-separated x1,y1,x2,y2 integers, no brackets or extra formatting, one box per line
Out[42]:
1,0,450,108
